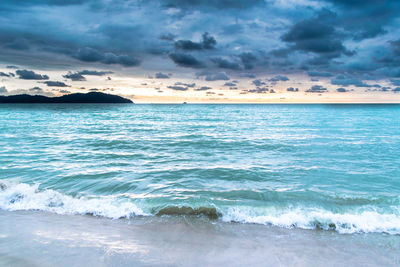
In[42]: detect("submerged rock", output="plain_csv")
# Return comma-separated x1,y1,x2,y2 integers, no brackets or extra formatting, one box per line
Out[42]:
0,183,6,191
156,206,221,220
9,193,24,204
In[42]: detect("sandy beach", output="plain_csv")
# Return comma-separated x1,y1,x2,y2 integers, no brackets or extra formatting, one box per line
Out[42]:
1,210,399,266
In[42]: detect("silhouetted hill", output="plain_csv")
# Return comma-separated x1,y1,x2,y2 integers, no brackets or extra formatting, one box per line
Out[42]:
0,92,133,103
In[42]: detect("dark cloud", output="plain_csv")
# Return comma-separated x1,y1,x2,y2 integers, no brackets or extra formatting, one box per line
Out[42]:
252,79,265,86
331,74,371,87
307,71,333,77
205,73,230,81
390,79,400,86
78,70,113,76
16,70,49,80
286,87,299,92
43,81,70,87
336,87,348,92
0,0,86,7
174,32,216,51
327,0,400,40
74,47,140,67
268,75,289,82
73,47,105,62
63,70,113,81
238,52,257,70
0,86,7,94
269,48,291,58
201,32,217,49
174,40,202,51
159,33,176,41
155,72,170,79
0,0,400,91
63,72,85,81
161,0,265,9
211,57,241,70
194,86,211,91
223,82,236,87
305,85,328,93
4,38,30,51
393,87,400,92
281,10,354,60
379,87,390,92
167,85,188,91
246,87,269,93
240,73,256,78
374,40,400,70
169,53,204,68
222,24,243,35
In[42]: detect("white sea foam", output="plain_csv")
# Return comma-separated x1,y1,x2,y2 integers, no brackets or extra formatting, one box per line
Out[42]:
1,182,400,234
0,182,146,219
222,206,400,234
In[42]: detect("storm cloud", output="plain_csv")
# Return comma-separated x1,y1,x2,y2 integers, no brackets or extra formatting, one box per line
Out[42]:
268,75,289,82
73,47,140,67
331,75,371,87
167,85,188,91
306,85,328,93
169,53,204,68
16,70,49,80
281,10,353,60
0,0,400,98
155,72,171,79
174,32,216,51
63,70,113,81
42,81,70,87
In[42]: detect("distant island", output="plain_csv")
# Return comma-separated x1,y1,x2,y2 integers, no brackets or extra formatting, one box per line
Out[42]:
0,92,133,103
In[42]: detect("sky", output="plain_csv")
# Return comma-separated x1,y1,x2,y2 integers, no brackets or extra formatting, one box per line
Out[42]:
1,0,400,103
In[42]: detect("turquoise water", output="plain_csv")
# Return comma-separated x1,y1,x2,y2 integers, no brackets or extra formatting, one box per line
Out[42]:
0,104,399,234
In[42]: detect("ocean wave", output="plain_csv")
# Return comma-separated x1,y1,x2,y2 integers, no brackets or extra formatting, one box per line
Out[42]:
1,182,400,235
222,206,400,235
0,182,146,219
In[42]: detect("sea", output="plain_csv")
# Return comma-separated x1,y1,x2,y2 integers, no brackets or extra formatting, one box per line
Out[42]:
1,104,400,265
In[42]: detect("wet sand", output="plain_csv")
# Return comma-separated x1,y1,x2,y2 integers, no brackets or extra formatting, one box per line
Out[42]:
0,210,399,266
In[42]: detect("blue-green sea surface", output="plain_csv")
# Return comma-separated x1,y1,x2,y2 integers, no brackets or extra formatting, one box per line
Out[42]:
0,104,399,234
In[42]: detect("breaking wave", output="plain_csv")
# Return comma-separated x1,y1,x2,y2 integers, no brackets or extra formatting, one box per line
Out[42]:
221,206,400,235
1,182,399,235
0,182,146,219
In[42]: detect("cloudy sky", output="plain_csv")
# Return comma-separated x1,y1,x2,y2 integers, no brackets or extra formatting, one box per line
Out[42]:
1,0,400,102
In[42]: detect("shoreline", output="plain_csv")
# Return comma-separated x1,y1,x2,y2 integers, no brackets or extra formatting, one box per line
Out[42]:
1,210,399,266
1,181,399,235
